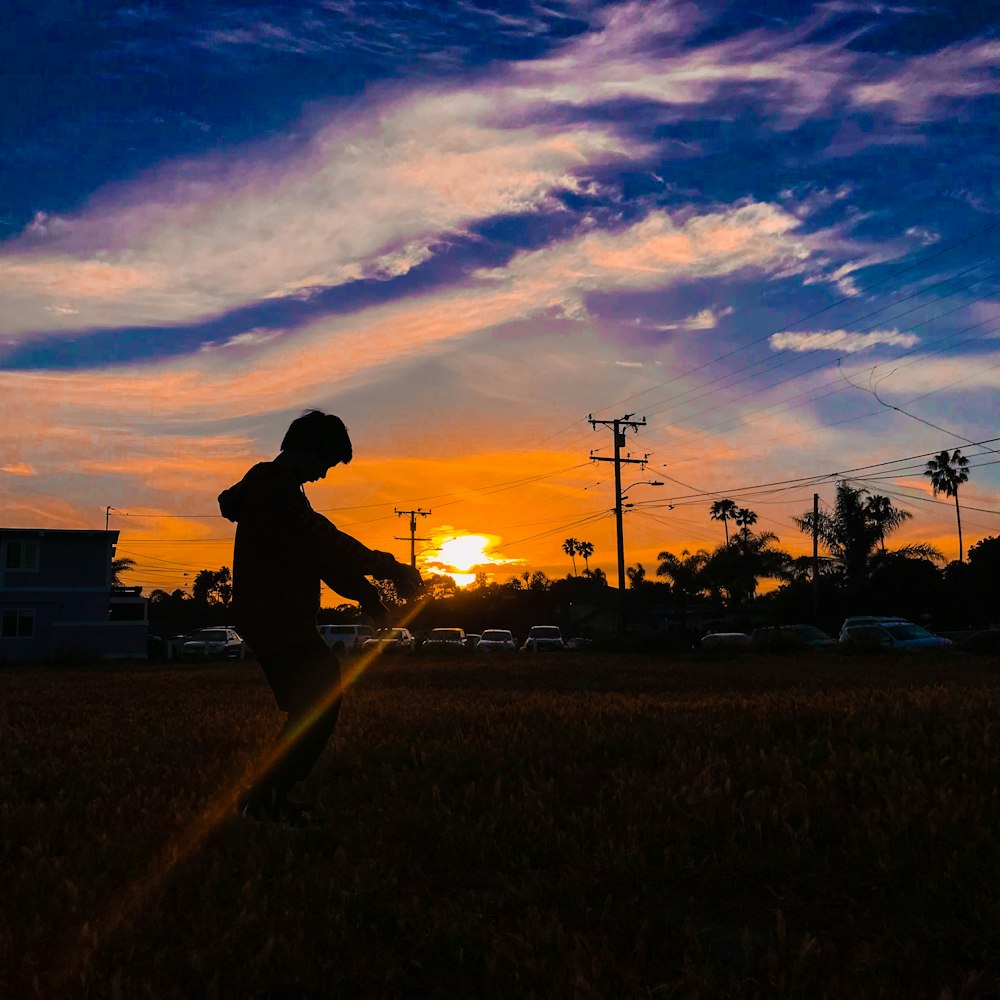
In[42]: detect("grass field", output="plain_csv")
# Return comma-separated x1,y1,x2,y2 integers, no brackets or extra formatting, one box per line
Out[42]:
4,650,1000,999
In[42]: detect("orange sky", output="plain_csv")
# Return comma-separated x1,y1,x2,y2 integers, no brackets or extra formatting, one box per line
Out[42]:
2,2,998,594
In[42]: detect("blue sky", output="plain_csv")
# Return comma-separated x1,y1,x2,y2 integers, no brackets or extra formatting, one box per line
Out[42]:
1,0,997,591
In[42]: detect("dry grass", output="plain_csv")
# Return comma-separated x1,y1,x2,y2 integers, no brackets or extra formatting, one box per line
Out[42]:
3,650,1000,999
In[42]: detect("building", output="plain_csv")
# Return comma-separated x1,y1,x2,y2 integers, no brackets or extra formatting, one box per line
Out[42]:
0,528,147,662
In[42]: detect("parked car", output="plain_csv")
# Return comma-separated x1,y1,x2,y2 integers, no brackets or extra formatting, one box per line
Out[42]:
565,636,595,650
840,619,952,651
464,633,482,649
839,624,894,650
837,616,909,641
751,625,836,651
181,628,246,660
476,629,517,652
522,625,566,651
422,627,468,652
318,623,376,655
700,631,752,650
360,627,414,655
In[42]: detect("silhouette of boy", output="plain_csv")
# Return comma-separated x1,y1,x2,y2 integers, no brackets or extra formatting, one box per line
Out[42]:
219,409,422,825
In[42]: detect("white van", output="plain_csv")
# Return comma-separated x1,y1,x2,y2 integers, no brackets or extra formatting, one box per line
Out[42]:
317,623,376,655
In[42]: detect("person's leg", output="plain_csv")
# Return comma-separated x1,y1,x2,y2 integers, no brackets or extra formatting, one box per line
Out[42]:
242,639,341,818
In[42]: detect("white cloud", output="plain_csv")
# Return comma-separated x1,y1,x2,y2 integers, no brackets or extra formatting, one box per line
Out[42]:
201,328,283,351
4,2,970,342
905,226,939,246
654,305,734,331
477,201,816,318
770,329,918,353
0,199,821,433
0,90,634,339
685,305,734,329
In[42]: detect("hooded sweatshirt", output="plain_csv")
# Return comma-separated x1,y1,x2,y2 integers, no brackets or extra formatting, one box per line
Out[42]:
218,461,395,659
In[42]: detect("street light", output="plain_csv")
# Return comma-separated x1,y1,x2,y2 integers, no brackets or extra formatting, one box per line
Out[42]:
620,480,664,501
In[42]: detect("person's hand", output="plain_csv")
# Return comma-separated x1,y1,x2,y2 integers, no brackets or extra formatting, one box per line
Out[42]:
360,595,390,626
389,561,423,600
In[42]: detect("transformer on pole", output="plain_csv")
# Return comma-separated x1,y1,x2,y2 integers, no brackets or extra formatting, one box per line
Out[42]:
587,414,647,634
394,508,431,569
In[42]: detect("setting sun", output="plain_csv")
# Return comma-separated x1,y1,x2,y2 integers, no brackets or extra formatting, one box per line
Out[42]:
422,533,516,588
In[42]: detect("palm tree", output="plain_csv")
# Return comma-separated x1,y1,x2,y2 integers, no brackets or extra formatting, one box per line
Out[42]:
656,549,709,598
626,563,646,589
111,556,136,587
704,530,789,605
562,537,579,575
863,494,911,552
709,498,738,545
733,507,758,549
576,540,594,574
795,482,941,595
925,448,971,562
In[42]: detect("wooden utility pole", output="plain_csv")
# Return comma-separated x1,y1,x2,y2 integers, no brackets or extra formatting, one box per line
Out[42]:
812,492,820,624
394,508,431,569
588,414,647,634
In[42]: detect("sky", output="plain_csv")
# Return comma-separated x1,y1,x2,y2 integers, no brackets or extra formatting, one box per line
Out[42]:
1,0,997,597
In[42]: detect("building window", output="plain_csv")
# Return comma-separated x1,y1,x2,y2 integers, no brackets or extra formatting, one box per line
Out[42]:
1,610,34,638
3,540,40,571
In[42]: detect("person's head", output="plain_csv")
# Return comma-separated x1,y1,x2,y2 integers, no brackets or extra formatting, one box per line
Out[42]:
279,409,353,482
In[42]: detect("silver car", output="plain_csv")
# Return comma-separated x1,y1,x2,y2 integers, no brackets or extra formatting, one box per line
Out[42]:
422,627,468,653
477,629,516,652
521,625,565,652
180,627,246,660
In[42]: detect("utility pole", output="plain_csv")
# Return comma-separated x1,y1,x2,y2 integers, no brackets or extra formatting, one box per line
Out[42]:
812,492,820,624
395,508,431,569
588,414,647,634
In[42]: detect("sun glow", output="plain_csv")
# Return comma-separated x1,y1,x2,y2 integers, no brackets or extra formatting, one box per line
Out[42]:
422,533,515,588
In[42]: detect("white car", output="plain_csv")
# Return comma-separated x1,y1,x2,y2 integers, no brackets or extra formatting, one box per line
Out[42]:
700,631,752,650
477,629,516,652
181,628,246,660
318,623,376,655
522,625,565,652
361,627,415,655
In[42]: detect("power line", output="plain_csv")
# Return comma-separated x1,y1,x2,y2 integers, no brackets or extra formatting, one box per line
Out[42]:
635,261,997,429
512,220,1000,459
630,288,999,464
576,224,1000,427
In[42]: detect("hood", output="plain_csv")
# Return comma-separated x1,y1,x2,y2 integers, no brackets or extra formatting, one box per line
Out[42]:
218,479,245,523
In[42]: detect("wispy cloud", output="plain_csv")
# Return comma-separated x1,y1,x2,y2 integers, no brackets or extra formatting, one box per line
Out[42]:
656,305,735,331
770,329,919,353
0,462,35,476
850,39,1000,122
477,201,818,319
6,2,982,345
0,91,633,339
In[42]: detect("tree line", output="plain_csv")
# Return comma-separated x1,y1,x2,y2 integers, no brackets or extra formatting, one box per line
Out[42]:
143,449,995,634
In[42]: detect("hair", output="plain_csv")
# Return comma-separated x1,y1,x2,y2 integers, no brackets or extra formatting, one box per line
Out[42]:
280,409,353,464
